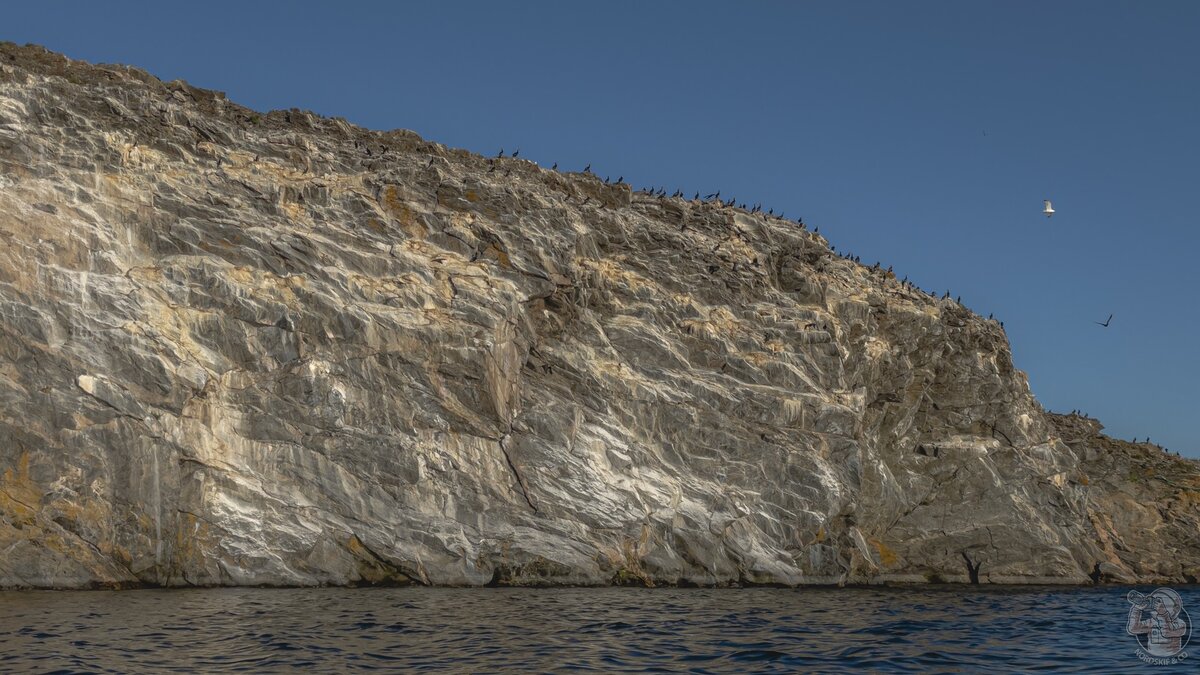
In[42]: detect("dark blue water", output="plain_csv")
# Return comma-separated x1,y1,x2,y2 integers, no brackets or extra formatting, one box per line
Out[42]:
0,586,1194,672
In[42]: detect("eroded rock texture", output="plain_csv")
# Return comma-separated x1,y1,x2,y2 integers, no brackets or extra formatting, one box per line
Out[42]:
1,44,1196,588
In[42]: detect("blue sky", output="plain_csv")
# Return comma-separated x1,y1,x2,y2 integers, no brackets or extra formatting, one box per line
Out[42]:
5,1,1198,455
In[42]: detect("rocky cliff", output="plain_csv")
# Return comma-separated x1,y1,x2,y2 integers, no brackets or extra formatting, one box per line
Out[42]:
1,44,1196,588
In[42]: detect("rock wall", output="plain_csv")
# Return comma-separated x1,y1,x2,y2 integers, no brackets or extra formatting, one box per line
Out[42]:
0,43,1196,588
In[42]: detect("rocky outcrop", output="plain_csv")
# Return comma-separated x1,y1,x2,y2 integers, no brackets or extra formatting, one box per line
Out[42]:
0,43,1196,588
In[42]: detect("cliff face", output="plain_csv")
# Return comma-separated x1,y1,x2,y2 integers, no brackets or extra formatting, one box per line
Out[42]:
0,44,1196,588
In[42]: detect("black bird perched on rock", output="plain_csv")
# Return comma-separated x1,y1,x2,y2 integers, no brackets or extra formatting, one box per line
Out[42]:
583,164,592,173
1095,313,1113,328
616,176,623,184
512,149,520,158
551,162,557,170
705,191,719,200
497,148,505,158
694,192,700,200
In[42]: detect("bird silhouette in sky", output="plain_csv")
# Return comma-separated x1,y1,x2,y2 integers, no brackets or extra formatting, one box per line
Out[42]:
1095,314,1113,328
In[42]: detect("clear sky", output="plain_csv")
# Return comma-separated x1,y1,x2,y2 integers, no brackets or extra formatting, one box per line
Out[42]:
5,1,1198,455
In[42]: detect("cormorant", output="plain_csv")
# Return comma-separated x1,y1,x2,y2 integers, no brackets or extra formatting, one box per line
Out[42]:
512,149,520,158
583,164,591,173
497,148,505,158
552,162,557,170
1095,314,1113,328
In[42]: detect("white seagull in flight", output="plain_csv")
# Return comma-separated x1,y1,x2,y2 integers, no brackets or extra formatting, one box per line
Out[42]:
1043,199,1055,217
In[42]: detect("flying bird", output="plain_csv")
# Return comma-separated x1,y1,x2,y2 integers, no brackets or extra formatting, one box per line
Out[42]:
1095,314,1113,328
1043,199,1055,217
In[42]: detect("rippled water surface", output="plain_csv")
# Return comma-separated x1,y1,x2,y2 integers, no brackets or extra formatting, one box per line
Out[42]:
1,586,1194,672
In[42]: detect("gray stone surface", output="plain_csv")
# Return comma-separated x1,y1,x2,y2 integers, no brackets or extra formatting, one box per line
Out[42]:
0,43,1196,588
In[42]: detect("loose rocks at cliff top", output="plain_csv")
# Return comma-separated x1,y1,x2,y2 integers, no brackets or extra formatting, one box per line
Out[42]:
0,43,1197,589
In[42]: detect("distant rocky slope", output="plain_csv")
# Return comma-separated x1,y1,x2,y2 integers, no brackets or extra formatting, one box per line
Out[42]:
0,43,1196,588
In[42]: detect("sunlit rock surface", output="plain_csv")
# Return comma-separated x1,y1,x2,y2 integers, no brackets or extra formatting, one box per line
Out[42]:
1,44,1196,588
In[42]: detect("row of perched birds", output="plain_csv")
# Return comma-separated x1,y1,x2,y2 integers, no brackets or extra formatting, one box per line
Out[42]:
493,150,809,227
492,150,1010,324
1064,411,1181,456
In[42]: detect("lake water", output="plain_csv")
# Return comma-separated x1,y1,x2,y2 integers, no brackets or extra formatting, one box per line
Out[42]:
0,586,1193,672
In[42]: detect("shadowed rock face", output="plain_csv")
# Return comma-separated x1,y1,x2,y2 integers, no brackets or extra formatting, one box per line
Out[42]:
0,43,1196,588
